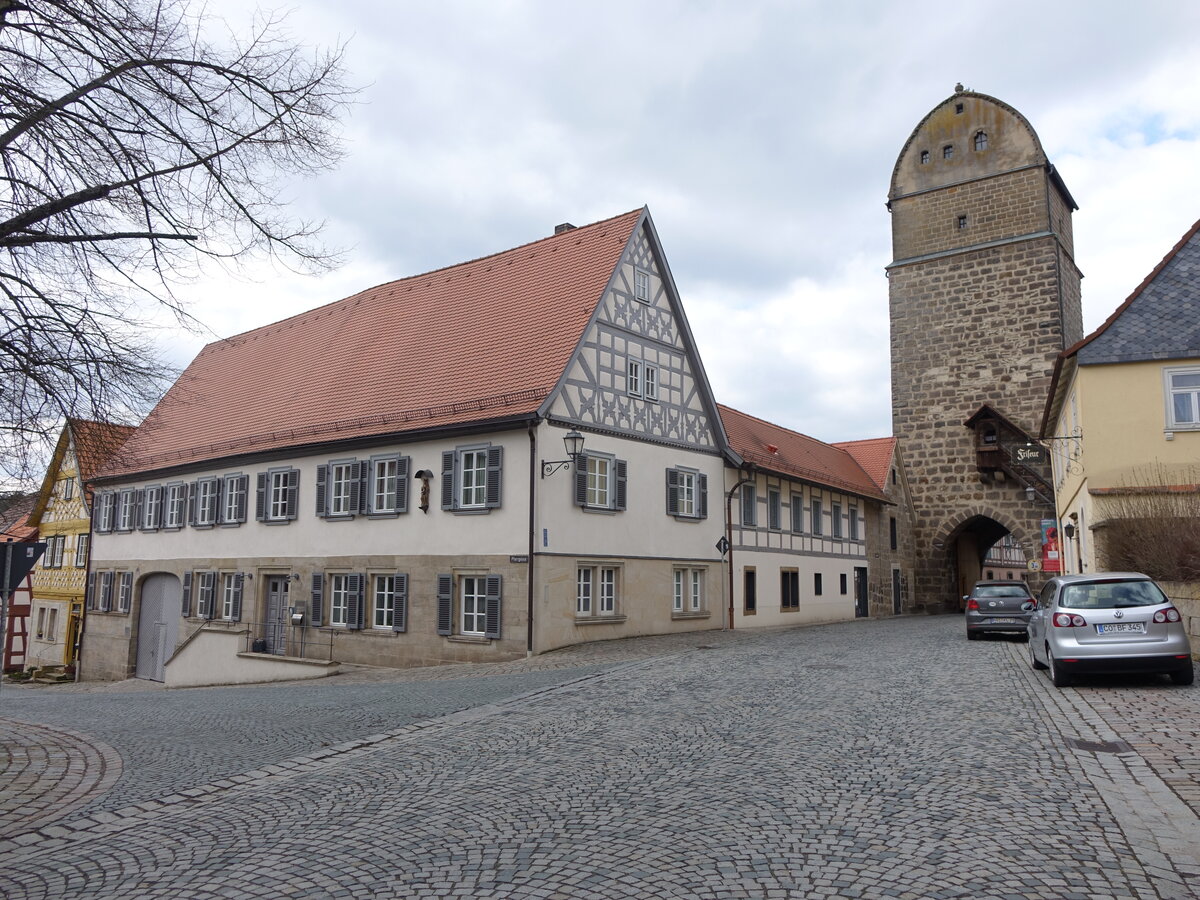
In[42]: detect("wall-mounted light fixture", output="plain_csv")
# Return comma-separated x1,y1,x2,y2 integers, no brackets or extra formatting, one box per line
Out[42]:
541,430,585,478
1063,522,1076,539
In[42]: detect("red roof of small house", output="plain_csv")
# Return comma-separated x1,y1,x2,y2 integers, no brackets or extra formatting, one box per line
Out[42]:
0,500,37,541
99,210,645,478
832,437,897,492
719,405,888,502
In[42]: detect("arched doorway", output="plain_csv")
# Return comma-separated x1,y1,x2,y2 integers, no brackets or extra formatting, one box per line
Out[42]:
934,514,1033,612
135,573,183,682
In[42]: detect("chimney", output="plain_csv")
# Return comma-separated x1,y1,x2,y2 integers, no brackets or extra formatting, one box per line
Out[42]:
554,222,576,235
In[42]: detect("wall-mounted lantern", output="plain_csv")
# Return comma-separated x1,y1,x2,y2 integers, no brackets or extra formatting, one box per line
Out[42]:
541,430,586,478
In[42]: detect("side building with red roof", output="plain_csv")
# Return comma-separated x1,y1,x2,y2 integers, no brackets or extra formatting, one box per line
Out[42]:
721,408,916,626
84,209,739,683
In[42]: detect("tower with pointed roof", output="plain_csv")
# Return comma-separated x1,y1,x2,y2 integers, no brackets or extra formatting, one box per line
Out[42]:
887,89,1083,609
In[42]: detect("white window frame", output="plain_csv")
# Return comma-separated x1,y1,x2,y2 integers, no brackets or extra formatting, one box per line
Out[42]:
329,574,350,627
1165,366,1200,430
598,567,616,615
459,448,487,509
329,461,355,516
644,364,658,402
634,267,651,303
222,474,246,524
142,486,161,530
677,470,696,518
97,492,115,532
586,455,611,509
165,483,186,529
221,573,239,620
576,567,593,616
116,489,136,532
627,359,643,398
371,456,399,514
373,574,396,629
194,478,218,527
74,533,89,568
62,477,74,501
269,470,291,521
461,576,487,635
674,567,705,613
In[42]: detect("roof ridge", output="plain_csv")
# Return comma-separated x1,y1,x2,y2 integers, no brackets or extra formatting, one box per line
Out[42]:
207,208,645,350
716,402,828,446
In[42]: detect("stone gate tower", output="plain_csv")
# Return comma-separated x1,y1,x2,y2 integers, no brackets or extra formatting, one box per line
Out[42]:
887,89,1084,609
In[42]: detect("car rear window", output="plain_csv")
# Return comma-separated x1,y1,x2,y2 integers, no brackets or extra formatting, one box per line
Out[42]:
974,585,1031,598
1059,580,1167,609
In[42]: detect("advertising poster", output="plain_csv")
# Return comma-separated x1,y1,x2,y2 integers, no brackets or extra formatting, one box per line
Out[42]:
1041,519,1061,573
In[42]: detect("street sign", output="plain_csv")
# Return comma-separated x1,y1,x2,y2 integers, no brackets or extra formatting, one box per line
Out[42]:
715,536,730,556
1027,559,1041,572
1015,444,1046,465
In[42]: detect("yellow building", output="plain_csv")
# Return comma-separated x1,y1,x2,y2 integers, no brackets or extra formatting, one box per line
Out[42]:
1042,219,1200,576
26,420,134,670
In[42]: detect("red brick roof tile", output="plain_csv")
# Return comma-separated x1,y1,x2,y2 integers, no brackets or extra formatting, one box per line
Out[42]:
101,210,644,478
719,405,887,501
832,437,897,492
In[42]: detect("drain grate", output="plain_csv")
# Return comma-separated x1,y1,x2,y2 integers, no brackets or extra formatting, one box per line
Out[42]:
1066,737,1133,754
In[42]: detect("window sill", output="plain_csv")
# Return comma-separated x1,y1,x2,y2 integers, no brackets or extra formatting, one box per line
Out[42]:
447,634,490,644
575,614,628,626
671,610,710,620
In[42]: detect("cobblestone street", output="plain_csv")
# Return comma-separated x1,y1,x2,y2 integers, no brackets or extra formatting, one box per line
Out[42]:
1,615,1198,899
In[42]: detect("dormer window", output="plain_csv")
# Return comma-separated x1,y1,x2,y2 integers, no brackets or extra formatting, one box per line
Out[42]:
974,131,988,151
633,268,650,303
943,145,954,160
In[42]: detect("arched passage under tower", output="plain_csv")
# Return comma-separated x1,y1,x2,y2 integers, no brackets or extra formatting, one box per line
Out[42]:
932,513,1036,612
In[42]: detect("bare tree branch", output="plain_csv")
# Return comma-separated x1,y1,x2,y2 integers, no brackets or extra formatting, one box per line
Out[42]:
0,0,355,484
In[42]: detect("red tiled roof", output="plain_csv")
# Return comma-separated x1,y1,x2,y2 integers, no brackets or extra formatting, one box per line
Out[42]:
719,405,887,501
0,501,36,541
100,210,645,478
832,437,897,492
70,419,137,483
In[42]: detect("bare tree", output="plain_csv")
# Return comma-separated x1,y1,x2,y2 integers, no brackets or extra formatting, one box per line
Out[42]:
1094,464,1200,582
0,0,353,482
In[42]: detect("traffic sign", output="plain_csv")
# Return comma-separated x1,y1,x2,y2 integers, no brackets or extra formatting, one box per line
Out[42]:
2,542,46,593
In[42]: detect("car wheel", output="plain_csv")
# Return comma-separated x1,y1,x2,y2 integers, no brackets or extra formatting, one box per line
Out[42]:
1028,640,1047,670
1048,647,1073,687
1170,661,1194,686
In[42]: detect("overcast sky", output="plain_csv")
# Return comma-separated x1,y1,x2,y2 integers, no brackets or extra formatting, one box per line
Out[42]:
168,0,1200,445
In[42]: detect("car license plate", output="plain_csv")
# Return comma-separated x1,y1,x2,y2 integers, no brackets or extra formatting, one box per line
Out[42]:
1096,623,1146,635
985,618,1020,625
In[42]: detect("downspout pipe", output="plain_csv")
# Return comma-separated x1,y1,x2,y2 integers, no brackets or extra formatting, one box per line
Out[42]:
527,419,539,655
725,471,753,631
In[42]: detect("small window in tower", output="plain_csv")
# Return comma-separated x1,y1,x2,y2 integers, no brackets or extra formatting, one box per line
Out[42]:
943,145,954,160
955,102,964,114
974,131,988,151
920,150,930,164
957,215,968,229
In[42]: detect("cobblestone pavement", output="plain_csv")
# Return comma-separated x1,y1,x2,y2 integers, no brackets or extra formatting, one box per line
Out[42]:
0,616,1197,899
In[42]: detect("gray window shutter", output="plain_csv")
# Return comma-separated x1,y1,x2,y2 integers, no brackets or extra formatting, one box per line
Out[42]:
199,572,216,620
99,571,113,612
396,456,411,513
133,491,144,530
85,572,96,610
484,574,502,639
666,469,680,515
94,494,110,533
698,473,708,519
315,464,328,517
436,573,453,635
441,451,455,510
573,455,588,506
181,571,192,616
285,469,299,519
310,573,324,626
231,573,244,622
485,446,503,508
188,481,198,526
357,462,370,514
346,573,364,630
236,475,249,523
255,473,267,521
615,459,628,511
348,462,362,515
393,573,408,633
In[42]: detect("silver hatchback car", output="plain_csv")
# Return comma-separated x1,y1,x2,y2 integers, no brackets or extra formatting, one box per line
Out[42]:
1027,573,1194,687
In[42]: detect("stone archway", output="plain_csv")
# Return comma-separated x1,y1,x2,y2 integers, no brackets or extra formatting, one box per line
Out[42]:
931,509,1036,612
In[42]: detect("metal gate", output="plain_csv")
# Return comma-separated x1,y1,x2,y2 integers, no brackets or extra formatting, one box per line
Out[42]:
265,576,289,656
135,573,182,681
854,567,868,618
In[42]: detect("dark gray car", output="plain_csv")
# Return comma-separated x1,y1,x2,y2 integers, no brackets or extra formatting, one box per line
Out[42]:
965,580,1036,640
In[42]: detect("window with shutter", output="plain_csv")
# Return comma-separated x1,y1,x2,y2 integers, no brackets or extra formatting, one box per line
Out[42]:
222,474,248,525
436,574,452,635
368,454,408,516
484,574,501,639
99,571,114,611
345,573,364,630
320,459,361,519
181,572,193,617
666,468,704,519
164,483,185,529
260,468,300,523
96,492,115,533
85,572,96,610
74,533,89,568
118,572,133,614
198,571,216,619
444,445,501,513
373,574,396,629
310,573,324,626
329,574,350,627
393,573,408,634
140,485,162,531
116,489,136,532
